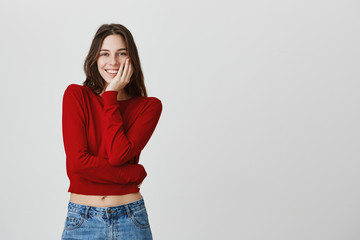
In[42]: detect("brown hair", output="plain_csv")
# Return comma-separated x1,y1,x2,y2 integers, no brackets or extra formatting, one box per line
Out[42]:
82,23,147,97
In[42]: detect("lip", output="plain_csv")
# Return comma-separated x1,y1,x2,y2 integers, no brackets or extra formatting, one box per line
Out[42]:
105,69,118,78
105,69,119,73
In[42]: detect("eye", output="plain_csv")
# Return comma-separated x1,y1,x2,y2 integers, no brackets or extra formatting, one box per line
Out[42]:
119,52,127,56
100,53,109,56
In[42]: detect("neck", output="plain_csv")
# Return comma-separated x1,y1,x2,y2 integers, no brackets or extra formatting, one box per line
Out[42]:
116,90,132,101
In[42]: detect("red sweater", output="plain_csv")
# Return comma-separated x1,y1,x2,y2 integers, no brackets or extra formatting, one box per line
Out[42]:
62,84,162,195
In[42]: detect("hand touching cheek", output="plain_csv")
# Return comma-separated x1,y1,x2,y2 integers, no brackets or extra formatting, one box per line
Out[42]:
105,57,133,92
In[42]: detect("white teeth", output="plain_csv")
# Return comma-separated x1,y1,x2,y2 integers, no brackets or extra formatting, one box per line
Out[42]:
106,70,118,74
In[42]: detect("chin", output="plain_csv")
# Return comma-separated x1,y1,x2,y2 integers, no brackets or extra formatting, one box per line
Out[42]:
101,75,114,83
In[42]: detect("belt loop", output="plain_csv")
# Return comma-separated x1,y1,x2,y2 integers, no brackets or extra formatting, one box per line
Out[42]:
84,206,90,219
124,204,132,218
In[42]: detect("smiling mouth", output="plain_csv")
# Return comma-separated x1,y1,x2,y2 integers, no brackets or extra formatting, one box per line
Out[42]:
105,69,119,74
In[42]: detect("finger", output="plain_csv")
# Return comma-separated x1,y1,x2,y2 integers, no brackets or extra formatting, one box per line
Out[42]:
126,62,133,82
122,58,130,79
116,61,125,78
114,64,121,80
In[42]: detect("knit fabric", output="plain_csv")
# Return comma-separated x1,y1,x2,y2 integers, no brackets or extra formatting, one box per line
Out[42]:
62,84,162,195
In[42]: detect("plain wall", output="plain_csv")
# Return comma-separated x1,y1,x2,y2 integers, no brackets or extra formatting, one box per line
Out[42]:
0,0,359,239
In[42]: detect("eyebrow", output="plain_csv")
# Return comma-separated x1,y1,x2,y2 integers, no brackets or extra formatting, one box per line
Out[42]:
100,48,127,51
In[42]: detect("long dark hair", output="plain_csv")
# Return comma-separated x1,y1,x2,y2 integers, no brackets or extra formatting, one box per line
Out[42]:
82,23,147,97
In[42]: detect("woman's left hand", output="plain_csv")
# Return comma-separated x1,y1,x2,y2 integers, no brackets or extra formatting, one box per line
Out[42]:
105,57,133,92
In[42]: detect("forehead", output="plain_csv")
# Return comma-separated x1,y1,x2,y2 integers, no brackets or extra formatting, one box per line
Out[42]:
100,34,126,49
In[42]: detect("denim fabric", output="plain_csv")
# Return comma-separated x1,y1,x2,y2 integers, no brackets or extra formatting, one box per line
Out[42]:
61,196,153,240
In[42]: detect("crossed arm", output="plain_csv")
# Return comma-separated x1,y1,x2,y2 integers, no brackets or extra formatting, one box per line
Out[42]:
62,84,162,185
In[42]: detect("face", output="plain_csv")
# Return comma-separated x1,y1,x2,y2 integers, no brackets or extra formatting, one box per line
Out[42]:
97,34,129,84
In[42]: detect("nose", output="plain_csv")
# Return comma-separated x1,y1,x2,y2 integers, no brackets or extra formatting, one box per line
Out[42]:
110,55,118,66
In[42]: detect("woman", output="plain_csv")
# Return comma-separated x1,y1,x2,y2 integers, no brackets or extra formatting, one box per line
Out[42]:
61,23,162,239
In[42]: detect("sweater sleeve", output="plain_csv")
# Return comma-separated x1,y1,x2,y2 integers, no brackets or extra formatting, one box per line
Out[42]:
102,91,162,166
62,85,147,185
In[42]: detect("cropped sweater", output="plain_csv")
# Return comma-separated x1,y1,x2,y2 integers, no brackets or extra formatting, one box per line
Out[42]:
62,84,162,195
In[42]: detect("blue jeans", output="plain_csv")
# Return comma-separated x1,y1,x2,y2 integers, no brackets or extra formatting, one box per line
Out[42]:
61,196,153,240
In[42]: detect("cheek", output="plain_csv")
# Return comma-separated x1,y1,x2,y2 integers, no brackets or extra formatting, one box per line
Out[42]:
97,59,106,70
119,56,128,64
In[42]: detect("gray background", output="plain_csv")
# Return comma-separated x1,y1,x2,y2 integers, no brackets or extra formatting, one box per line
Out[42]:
0,0,359,239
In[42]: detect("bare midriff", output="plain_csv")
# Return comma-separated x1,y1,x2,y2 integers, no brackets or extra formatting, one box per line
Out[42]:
70,192,142,208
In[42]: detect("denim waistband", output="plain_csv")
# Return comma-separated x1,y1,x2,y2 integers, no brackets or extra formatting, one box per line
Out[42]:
67,196,145,219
